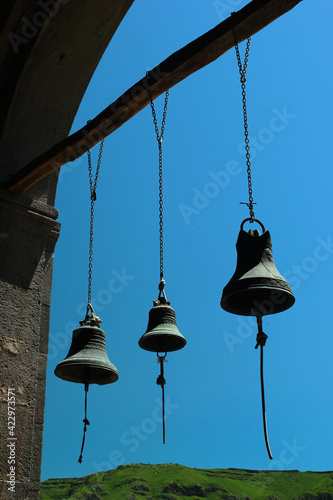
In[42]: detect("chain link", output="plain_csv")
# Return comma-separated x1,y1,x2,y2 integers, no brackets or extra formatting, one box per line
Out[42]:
233,31,255,221
87,138,104,305
148,89,169,281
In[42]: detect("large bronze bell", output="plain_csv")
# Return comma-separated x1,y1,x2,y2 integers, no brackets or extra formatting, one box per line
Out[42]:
221,219,295,316
55,311,118,385
139,297,186,353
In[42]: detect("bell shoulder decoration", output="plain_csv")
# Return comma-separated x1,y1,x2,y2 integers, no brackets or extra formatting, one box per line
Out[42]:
220,32,295,460
55,138,118,463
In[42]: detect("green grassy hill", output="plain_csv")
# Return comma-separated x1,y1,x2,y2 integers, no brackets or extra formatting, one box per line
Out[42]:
40,463,333,500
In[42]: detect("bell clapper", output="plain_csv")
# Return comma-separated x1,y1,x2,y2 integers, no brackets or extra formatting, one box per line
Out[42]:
254,313,273,460
157,353,167,444
78,382,90,463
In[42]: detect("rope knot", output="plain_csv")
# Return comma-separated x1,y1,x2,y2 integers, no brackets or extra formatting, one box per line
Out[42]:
156,374,166,386
255,331,268,349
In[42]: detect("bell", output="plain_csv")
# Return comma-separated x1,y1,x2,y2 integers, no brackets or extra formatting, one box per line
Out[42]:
221,219,295,316
139,298,187,353
55,322,119,385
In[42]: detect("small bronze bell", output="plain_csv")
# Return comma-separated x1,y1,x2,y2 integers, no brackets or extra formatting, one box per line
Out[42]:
221,219,295,316
55,307,118,385
139,280,186,444
139,297,186,353
55,304,118,463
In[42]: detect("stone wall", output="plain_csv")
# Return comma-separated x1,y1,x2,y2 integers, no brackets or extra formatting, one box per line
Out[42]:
0,189,60,499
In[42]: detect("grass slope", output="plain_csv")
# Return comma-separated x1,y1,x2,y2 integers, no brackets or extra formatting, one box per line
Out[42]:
40,463,333,500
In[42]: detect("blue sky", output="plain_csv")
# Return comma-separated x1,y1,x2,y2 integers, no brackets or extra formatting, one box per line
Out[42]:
41,0,333,481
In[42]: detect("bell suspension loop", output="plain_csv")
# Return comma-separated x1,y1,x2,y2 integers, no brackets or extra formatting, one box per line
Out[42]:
254,313,273,460
156,354,167,444
156,276,168,305
232,29,255,222
80,302,102,327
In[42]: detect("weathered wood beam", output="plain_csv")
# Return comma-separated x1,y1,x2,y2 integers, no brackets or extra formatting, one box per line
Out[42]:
5,0,302,193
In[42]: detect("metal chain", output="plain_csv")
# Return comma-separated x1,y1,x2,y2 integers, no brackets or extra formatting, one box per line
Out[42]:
87,138,104,306
233,31,255,221
148,89,169,282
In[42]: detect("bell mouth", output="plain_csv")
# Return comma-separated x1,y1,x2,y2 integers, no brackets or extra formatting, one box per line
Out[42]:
55,362,119,385
221,278,295,316
138,329,187,353
54,325,119,385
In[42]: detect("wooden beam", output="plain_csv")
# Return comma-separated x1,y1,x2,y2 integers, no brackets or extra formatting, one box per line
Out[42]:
5,0,302,194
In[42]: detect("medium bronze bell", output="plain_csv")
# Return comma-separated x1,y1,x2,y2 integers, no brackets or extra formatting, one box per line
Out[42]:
221,219,295,316
139,297,186,353
55,313,118,385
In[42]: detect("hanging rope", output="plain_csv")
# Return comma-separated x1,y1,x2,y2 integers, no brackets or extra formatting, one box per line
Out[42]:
78,383,90,463
86,135,104,308
156,354,167,444
254,315,273,460
233,30,256,222
148,85,169,285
